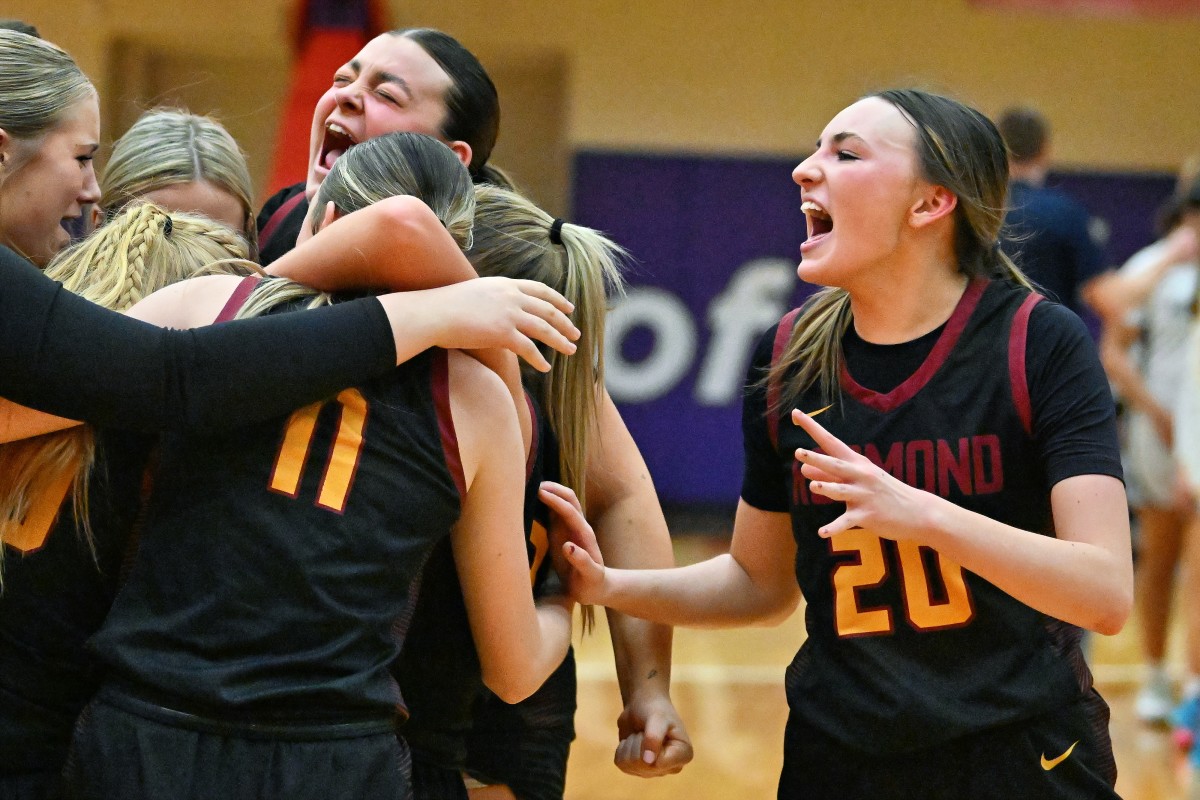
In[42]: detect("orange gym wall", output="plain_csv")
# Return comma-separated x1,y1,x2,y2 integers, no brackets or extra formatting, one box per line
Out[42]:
10,0,1200,196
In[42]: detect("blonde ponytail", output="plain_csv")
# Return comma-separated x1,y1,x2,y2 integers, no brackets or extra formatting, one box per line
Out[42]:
468,185,626,512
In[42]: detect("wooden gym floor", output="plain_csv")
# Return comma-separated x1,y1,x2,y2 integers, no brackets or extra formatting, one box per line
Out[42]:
563,534,1193,800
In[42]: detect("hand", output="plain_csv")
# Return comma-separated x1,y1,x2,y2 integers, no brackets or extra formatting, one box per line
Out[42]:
791,409,936,541
539,482,606,603
614,691,694,777
420,277,579,371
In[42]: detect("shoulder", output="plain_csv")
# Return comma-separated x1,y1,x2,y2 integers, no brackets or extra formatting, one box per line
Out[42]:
1026,296,1092,348
446,350,521,489
447,350,516,422
124,274,248,329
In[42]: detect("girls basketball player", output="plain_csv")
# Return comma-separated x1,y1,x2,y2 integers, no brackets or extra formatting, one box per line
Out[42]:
64,133,581,800
258,27,690,777
0,205,251,799
549,89,1131,800
271,183,633,800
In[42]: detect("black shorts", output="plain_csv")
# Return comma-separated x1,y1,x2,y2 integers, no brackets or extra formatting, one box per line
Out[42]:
0,773,61,800
411,755,468,800
779,691,1119,800
463,648,576,800
62,694,411,800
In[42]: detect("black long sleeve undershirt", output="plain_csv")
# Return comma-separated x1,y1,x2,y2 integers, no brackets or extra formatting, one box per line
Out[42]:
0,246,396,432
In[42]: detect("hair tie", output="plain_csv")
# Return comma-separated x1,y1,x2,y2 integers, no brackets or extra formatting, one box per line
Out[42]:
163,215,174,238
549,218,565,246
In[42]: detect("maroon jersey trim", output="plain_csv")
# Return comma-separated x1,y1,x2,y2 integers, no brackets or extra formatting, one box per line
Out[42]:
524,390,538,481
767,307,804,451
258,191,306,251
431,349,467,499
213,275,263,323
1008,292,1044,436
839,278,988,413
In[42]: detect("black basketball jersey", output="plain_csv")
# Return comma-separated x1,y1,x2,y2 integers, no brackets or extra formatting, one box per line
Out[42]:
397,390,559,773
0,429,152,772
256,183,310,267
90,325,464,723
757,279,1094,753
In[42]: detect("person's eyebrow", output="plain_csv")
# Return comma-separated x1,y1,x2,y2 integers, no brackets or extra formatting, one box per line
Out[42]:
815,131,866,149
374,71,413,101
344,60,361,75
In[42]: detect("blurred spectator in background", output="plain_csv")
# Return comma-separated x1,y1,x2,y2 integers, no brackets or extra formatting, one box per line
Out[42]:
999,106,1107,317
1091,173,1200,726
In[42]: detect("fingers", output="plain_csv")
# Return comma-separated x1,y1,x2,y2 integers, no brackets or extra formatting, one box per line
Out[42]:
514,278,575,317
613,730,692,777
515,314,577,357
655,734,695,774
818,512,861,538
614,733,647,775
807,480,858,503
794,447,853,480
639,713,669,765
540,481,584,513
791,408,857,459
507,335,551,373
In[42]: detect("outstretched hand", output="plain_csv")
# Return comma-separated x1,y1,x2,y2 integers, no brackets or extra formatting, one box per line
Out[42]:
791,409,933,541
424,277,579,372
539,482,607,604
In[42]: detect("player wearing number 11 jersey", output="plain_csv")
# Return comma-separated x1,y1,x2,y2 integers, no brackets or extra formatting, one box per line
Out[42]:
65,134,576,800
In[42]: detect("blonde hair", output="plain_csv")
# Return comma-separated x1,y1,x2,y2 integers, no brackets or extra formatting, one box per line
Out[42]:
101,108,257,257
0,203,249,565
468,185,626,511
0,30,93,142
769,89,1033,411
244,132,475,318
0,30,96,264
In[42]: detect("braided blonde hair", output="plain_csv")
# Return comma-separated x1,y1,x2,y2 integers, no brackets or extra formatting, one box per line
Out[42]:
0,203,249,567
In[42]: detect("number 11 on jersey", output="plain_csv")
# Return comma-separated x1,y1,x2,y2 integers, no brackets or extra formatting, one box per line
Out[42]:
269,389,369,514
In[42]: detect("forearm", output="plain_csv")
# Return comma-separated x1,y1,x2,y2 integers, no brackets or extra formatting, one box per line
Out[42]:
1090,255,1174,319
0,248,396,430
486,596,574,703
600,554,791,628
917,486,1131,634
585,391,678,698
1097,328,1158,413
267,196,476,292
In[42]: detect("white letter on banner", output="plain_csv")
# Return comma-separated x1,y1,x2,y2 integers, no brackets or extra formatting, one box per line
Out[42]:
605,288,697,403
695,259,796,406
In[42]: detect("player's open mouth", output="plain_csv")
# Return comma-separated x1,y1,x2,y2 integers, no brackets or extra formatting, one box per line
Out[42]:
318,123,358,171
801,200,833,249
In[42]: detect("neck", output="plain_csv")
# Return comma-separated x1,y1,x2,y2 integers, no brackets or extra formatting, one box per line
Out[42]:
846,254,969,344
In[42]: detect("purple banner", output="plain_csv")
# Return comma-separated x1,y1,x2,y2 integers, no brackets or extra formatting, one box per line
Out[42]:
574,151,1174,506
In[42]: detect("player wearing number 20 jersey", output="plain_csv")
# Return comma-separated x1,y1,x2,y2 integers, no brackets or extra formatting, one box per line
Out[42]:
72,292,465,799
742,279,1123,794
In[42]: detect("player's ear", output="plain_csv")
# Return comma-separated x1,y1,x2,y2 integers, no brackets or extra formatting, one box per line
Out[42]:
298,201,340,244
908,184,957,230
